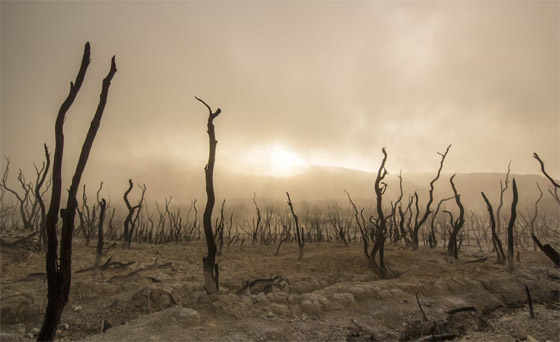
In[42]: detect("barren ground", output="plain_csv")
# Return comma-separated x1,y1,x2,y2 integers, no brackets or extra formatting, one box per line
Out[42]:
1,232,559,342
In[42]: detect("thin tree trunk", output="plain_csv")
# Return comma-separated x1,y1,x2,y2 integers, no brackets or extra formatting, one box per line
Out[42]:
196,97,221,294
507,179,518,270
95,199,106,268
39,43,116,341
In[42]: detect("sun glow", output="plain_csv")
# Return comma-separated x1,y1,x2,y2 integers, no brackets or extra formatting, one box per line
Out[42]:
239,143,308,177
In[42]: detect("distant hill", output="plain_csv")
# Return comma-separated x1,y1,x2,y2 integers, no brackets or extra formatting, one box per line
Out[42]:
83,160,559,215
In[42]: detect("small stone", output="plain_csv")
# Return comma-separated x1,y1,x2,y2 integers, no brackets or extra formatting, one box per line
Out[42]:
56,329,62,335
301,313,308,321
24,333,33,338
17,326,26,334
63,323,70,330
73,305,82,312
267,311,275,318
177,307,201,324
31,328,40,335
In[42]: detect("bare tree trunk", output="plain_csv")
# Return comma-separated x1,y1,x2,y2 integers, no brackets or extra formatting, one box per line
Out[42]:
39,43,116,341
286,192,305,261
36,145,51,252
95,198,107,267
446,175,465,259
370,147,389,278
410,145,451,249
507,179,518,270
196,97,221,294
481,192,506,264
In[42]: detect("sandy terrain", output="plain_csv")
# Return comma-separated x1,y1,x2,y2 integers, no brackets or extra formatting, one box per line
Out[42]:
1,233,559,342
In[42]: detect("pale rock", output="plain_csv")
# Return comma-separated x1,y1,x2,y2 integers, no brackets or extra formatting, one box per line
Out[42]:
300,299,322,314
330,293,356,309
177,307,201,324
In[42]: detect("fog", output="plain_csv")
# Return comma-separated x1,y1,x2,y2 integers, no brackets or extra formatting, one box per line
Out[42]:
1,1,558,203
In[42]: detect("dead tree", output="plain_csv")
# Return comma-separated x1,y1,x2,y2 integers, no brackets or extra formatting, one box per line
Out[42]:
496,162,512,238
346,190,369,259
481,192,506,263
286,192,305,260
533,152,560,205
35,145,51,252
531,233,560,267
197,97,221,294
429,196,454,248
370,147,389,277
410,145,451,249
122,180,146,248
251,193,262,245
1,158,34,230
507,178,518,270
446,175,465,259
529,183,543,251
95,198,107,267
39,42,117,341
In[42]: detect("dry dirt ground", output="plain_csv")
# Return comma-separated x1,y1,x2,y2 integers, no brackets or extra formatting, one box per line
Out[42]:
1,232,559,342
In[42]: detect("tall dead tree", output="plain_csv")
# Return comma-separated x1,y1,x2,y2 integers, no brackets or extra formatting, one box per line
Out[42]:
286,192,305,260
507,178,518,270
446,175,465,259
410,145,451,249
39,42,117,341
196,97,221,294
481,192,506,264
370,147,389,278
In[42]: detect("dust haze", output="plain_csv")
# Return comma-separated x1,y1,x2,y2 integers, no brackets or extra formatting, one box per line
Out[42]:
1,1,558,204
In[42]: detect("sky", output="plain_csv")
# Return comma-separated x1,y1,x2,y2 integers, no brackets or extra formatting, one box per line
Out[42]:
1,1,559,201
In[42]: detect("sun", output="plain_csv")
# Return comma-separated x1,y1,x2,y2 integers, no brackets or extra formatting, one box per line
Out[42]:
239,143,308,177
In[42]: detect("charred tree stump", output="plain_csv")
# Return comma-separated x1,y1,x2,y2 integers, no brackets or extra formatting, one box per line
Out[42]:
196,97,221,294
38,42,116,341
525,285,535,319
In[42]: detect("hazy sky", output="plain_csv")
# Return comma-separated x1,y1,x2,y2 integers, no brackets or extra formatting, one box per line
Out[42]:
1,1,559,199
